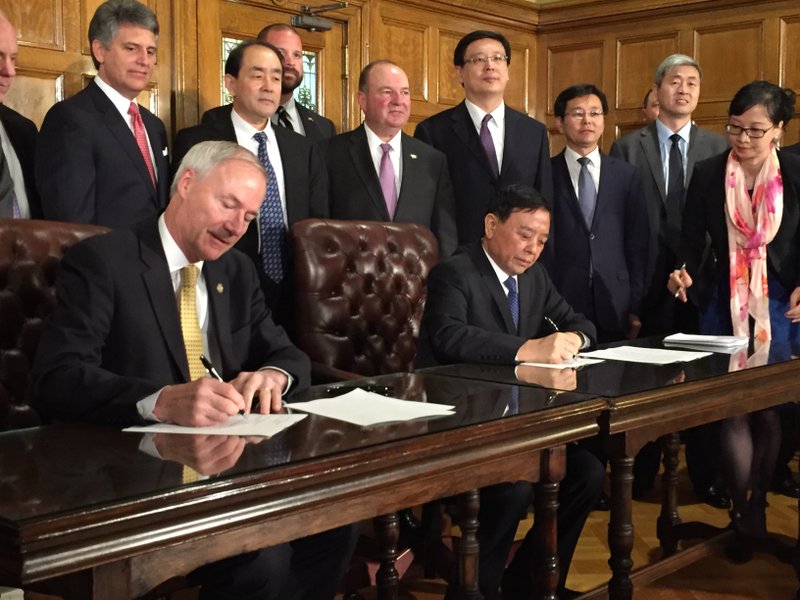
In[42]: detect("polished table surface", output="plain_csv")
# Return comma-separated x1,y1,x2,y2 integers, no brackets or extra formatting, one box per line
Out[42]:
424,337,800,599
0,372,604,599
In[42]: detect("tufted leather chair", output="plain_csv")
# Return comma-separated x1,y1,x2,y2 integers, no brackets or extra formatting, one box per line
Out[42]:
291,219,439,383
0,219,109,431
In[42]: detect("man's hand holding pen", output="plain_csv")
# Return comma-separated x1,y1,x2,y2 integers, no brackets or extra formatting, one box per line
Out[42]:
668,262,693,303
517,332,583,364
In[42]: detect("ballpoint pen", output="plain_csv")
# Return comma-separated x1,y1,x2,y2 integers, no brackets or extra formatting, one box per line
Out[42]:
674,262,687,298
199,354,222,381
544,315,559,332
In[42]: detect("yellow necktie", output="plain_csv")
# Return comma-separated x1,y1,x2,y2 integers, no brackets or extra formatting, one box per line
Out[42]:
179,265,205,381
178,265,203,484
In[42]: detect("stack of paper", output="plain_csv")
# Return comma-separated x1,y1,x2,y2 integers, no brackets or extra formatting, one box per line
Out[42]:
663,333,749,354
289,388,455,426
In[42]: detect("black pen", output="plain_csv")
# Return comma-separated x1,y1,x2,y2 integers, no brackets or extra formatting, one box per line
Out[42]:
544,316,559,332
199,354,222,381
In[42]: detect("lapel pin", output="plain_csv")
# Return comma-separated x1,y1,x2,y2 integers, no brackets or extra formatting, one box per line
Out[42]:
410,153,417,159
216,283,224,294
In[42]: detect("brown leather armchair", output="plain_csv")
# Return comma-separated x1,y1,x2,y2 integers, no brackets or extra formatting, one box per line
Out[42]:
291,218,439,383
0,219,109,431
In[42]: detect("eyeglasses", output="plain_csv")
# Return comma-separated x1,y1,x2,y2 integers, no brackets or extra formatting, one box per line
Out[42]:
566,109,605,120
463,54,508,67
725,123,774,139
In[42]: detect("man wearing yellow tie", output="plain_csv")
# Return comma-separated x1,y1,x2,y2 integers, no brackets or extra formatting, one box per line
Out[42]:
33,141,355,600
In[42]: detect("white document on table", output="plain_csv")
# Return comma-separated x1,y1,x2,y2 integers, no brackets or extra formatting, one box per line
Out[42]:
123,413,307,437
580,345,711,364
518,356,604,369
663,333,749,353
288,388,455,426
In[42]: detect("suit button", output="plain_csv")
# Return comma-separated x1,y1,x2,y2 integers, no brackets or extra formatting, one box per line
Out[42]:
589,233,595,240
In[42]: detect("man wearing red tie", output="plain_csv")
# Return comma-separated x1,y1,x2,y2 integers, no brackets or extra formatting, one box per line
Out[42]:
36,0,170,227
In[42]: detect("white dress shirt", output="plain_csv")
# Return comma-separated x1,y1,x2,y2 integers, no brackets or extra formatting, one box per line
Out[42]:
465,99,506,171
364,124,402,196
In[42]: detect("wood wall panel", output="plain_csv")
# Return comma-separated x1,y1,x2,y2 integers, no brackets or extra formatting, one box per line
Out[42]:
9,0,63,50
437,30,464,106
4,69,63,126
695,22,763,102
616,34,678,110
546,42,603,116
379,17,429,103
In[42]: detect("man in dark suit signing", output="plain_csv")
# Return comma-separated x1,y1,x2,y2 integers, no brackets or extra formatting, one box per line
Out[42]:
33,141,354,600
35,0,169,227
415,30,553,245
547,84,648,343
257,23,336,144
0,11,40,219
326,60,457,257
172,40,328,337
416,184,604,599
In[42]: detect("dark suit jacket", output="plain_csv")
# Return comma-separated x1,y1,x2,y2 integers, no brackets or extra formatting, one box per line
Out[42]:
546,150,648,335
0,103,40,218
35,80,170,227
415,241,596,367
414,101,554,245
679,149,800,302
32,218,310,425
172,104,329,332
294,103,336,144
609,121,728,332
783,142,800,156
326,124,458,257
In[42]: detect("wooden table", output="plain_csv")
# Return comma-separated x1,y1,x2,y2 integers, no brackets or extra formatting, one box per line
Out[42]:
425,339,800,599
0,372,604,600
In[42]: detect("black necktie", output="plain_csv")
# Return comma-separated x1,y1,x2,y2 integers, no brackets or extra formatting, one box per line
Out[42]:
276,106,294,131
666,133,685,244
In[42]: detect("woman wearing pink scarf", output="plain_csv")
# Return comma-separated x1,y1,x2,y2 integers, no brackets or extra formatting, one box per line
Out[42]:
668,81,800,561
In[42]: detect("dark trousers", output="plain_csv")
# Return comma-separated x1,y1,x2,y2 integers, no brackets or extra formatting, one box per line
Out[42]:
189,523,359,600
448,444,604,597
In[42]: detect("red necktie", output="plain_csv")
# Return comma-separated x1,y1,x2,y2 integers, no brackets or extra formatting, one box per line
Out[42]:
128,102,156,187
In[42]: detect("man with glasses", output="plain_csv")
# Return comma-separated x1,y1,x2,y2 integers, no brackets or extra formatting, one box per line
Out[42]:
257,23,336,144
415,30,552,245
610,55,729,507
547,84,648,343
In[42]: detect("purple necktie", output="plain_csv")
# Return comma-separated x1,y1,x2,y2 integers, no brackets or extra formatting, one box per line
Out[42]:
480,114,500,178
379,143,397,219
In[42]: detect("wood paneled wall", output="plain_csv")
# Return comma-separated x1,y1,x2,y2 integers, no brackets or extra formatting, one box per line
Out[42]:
537,0,800,152
4,0,800,149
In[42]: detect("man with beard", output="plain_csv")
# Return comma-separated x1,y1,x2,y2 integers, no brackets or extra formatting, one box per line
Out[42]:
257,23,336,144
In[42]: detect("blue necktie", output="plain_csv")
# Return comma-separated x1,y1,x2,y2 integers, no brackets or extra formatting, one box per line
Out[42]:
577,156,596,227
504,276,519,330
253,132,286,282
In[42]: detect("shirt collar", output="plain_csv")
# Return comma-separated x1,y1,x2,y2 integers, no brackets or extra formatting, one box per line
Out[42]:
158,214,204,274
231,106,275,143
481,241,516,289
656,117,692,147
364,123,402,151
564,145,601,167
94,74,139,117
465,98,505,128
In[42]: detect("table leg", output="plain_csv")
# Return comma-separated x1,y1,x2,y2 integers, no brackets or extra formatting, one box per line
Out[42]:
374,512,399,600
532,480,559,600
608,456,634,600
657,432,682,556
457,489,483,600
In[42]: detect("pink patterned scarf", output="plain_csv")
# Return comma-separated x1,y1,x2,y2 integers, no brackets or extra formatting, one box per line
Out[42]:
724,148,783,343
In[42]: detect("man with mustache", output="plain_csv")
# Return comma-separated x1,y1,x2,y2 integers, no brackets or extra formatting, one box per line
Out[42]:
33,140,355,600
257,23,336,144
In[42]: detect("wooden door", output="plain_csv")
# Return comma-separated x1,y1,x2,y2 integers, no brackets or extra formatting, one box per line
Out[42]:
197,1,345,132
